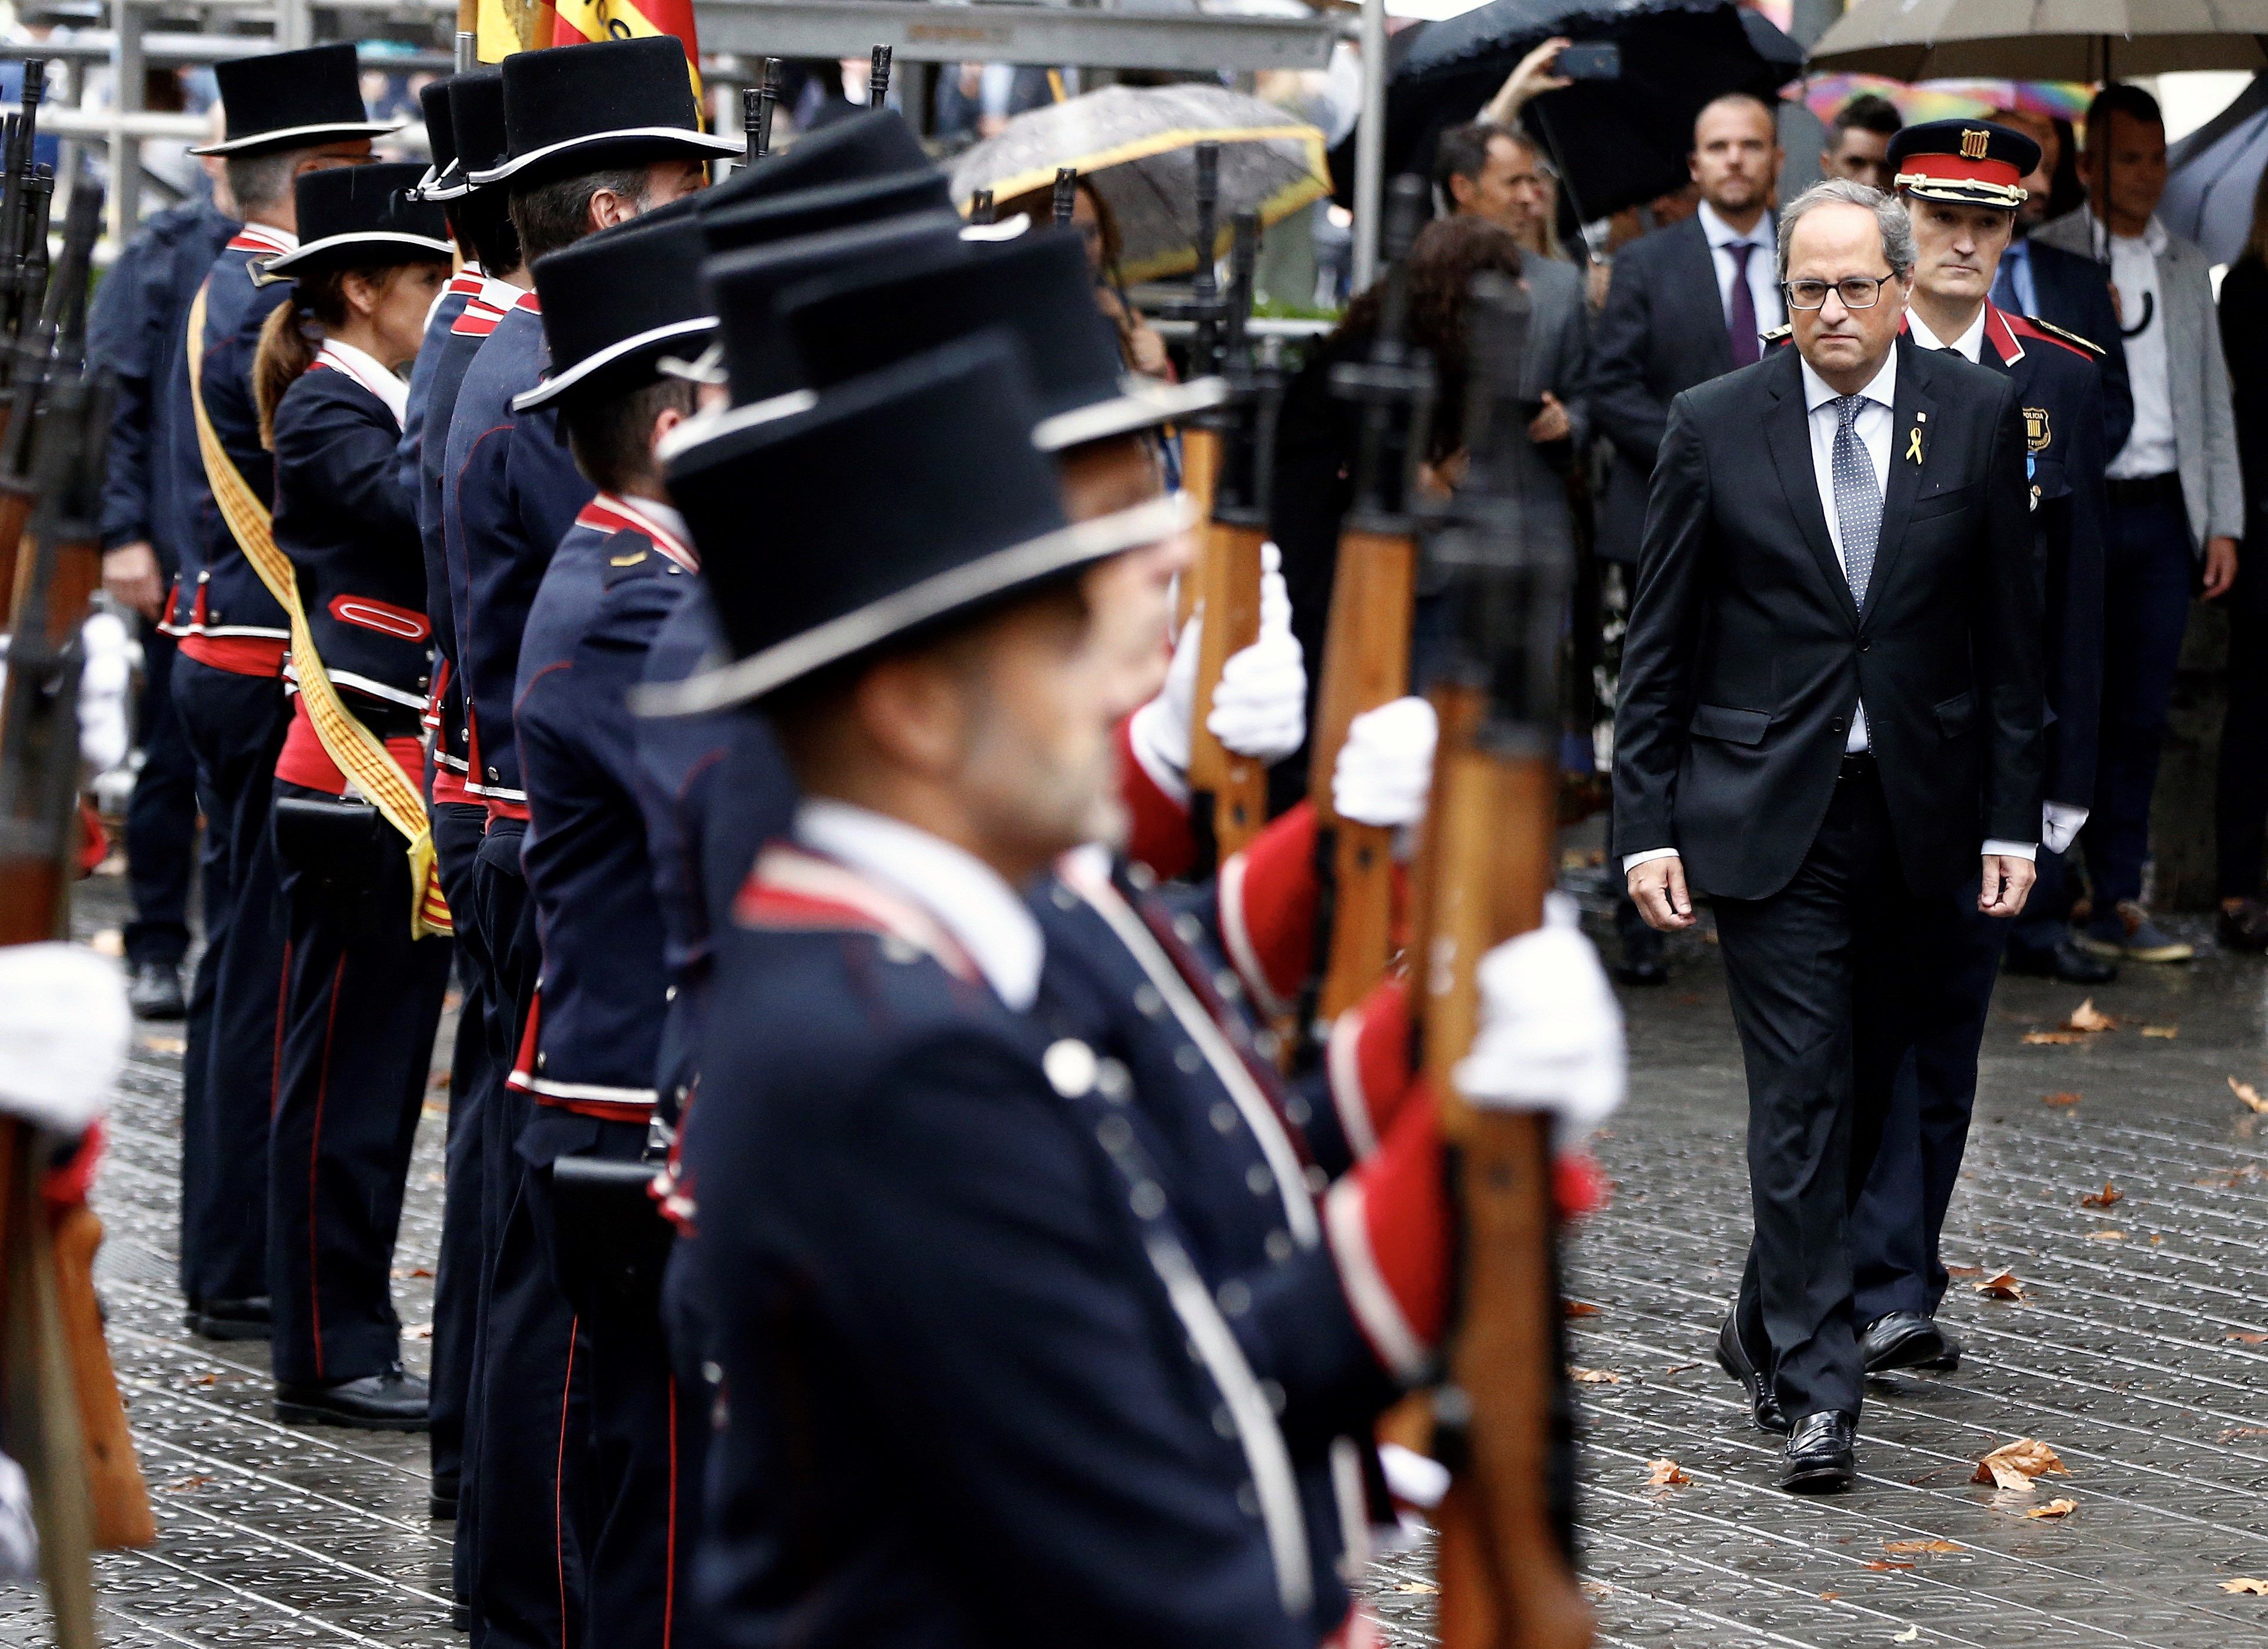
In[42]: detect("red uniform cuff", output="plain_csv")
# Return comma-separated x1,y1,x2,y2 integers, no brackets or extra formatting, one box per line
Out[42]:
1117,715,1195,883
1323,1081,1447,1383
1326,970,1415,1162
1219,800,1318,1016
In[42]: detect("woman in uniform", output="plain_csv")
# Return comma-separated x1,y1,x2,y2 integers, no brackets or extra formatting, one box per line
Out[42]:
251,162,453,1429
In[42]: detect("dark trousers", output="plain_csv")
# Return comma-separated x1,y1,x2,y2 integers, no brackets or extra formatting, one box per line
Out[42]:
1715,763,1949,1423
268,780,453,1387
171,657,291,1307
583,1269,706,1649
466,821,592,1649
1850,879,2009,1324
2084,492,2196,912
431,799,492,1519
2217,536,2268,900
123,622,198,968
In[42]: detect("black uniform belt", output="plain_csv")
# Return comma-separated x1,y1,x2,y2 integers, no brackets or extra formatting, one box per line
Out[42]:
1837,750,1877,782
2105,472,2182,509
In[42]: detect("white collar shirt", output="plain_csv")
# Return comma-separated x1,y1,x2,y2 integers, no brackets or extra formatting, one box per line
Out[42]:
1697,199,1785,338
1905,306,1987,363
1799,348,1896,760
2082,207,2176,479
315,337,409,427
794,797,1044,1012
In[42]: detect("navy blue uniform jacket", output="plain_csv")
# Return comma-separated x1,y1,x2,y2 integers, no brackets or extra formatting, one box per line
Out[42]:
164,222,297,649
679,853,1339,1649
442,298,593,810
91,197,236,573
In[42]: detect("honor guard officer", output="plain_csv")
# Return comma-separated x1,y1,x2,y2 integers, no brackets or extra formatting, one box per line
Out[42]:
1846,121,2112,1378
442,38,733,1647
166,41,394,1345
248,164,455,1429
509,209,713,1643
89,125,235,1023
661,326,1622,1646
402,64,525,1537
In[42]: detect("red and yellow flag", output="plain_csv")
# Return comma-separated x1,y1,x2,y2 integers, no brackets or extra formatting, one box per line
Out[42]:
548,0,702,96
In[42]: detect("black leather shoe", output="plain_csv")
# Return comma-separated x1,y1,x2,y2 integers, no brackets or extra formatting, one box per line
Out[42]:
1715,1311,1787,1433
450,1600,472,1634
126,960,186,1020
1863,1311,1960,1374
429,1478,459,1521
275,1365,430,1431
186,1296,272,1340
2004,937,2118,984
1778,1410,1856,1494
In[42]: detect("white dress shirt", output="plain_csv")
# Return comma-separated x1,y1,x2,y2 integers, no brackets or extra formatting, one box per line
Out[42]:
1904,306,1986,363
795,797,1045,1011
2089,209,2176,480
1625,342,2034,872
1698,199,1784,341
315,338,409,426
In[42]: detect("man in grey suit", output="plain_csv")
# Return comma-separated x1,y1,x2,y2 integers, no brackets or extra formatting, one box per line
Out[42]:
2034,84,2243,965
1590,89,1785,982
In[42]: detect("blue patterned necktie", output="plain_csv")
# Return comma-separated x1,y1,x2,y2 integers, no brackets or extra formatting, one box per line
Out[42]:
1832,393,1880,607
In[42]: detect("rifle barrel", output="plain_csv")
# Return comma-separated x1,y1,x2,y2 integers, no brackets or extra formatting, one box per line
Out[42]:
868,45,892,108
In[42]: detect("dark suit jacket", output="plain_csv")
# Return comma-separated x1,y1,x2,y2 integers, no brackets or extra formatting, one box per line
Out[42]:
2021,235,2133,462
1613,336,2044,901
1590,213,1765,565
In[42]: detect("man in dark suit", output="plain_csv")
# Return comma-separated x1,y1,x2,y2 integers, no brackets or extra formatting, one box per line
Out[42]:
1849,121,2112,1384
1590,89,1784,982
1615,178,2043,1493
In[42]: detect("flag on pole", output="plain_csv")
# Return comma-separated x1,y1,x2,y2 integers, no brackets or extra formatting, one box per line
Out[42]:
548,0,703,99
475,0,555,62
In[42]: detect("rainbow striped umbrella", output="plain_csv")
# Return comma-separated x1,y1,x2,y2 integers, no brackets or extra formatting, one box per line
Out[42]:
1799,73,2094,126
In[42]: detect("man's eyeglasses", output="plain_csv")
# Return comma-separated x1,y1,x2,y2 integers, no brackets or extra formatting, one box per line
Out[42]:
1783,275,1896,311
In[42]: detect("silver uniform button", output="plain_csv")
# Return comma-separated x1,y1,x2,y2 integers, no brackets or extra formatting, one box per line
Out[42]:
1264,1230,1295,1263
1304,1165,1330,1196
1173,913,1203,945
1133,983,1165,1018
1095,1058,1133,1101
1043,1039,1098,1097
1129,1180,1167,1220
1284,1096,1312,1127
1213,1406,1238,1438
1174,1044,1203,1074
1246,1163,1273,1197
1095,1114,1133,1152
1050,882,1078,910
1216,1279,1252,1316
879,934,920,965
1214,969,1243,1002
1210,1101,1239,1135
1126,861,1156,891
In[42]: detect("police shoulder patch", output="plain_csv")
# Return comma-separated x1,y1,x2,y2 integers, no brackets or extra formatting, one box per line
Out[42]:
1759,322,1794,348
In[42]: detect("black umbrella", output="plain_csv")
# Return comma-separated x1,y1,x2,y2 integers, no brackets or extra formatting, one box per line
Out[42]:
1329,0,1797,223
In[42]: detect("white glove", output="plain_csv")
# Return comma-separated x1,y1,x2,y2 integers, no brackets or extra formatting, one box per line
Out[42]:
0,1453,33,1583
1204,542,1307,764
2042,802,2087,857
0,943,125,1135
78,610,135,776
1332,696,1437,829
1126,610,1200,806
1453,892,1625,1137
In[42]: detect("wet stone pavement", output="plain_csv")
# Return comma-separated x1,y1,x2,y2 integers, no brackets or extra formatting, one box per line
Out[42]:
8,870,2268,1645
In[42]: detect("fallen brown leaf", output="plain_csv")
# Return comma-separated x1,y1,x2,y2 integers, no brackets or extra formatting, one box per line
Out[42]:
1944,1264,1983,1279
2221,1579,2268,1595
1883,1538,1961,1555
1860,1560,1915,1571
1817,1591,1842,1601
162,1474,212,1493
139,1033,186,1055
2087,1230,2127,1242
2220,1426,2268,1441
2026,1498,2078,1519
2232,1077,2268,1116
2142,1025,2180,1039
1563,1300,1603,1319
1644,1458,1690,1487
1972,1438,2067,1490
1570,1368,1624,1384
1661,1361,1703,1376
1972,1270,2026,1301
2067,998,2116,1032
2041,1090,2083,1107
2080,1181,2123,1209
1394,1580,1439,1594
2023,1030,2086,1045
2226,1331,2268,1345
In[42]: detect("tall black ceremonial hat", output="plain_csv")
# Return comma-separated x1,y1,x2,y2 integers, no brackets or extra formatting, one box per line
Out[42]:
473,38,738,188
701,169,953,256
784,225,1226,452
425,68,507,203
1888,119,2040,210
192,42,398,157
258,163,453,279
699,108,930,216
411,76,458,201
515,206,715,412
643,332,1193,716
705,212,965,403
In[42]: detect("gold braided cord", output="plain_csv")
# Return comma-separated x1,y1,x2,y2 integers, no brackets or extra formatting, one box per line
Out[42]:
186,281,452,939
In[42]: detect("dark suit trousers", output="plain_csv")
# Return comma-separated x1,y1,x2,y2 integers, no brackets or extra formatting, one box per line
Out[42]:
1717,763,1951,1423
2216,542,2268,899
1850,876,2006,1324
268,780,452,1387
124,622,198,969
171,657,290,1307
2084,493,2194,911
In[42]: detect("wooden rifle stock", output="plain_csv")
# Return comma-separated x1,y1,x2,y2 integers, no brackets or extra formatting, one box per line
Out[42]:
1410,271,1589,1649
1303,175,1432,1033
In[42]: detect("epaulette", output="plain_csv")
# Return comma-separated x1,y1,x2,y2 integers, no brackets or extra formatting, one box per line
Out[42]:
1759,322,1794,348
2013,313,2104,359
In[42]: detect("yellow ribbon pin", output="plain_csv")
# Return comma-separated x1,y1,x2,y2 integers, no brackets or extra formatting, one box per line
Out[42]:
1905,426,1924,464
